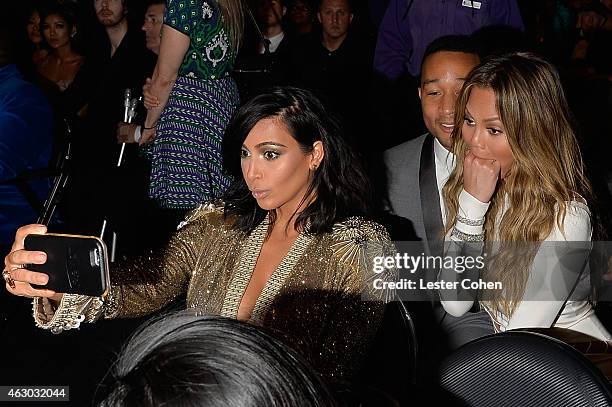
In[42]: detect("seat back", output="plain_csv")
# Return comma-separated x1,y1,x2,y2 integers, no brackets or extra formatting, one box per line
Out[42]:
354,301,418,404
37,118,73,225
439,331,612,407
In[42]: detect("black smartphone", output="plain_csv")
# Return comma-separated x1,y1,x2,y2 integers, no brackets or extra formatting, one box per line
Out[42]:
24,233,110,297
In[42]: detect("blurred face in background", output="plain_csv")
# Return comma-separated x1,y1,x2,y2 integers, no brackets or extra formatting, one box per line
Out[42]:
142,3,164,54
318,0,353,41
42,14,74,50
288,0,313,27
256,0,285,27
27,11,42,45
94,0,126,27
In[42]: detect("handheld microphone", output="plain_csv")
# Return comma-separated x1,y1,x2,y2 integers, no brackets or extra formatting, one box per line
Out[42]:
123,88,132,122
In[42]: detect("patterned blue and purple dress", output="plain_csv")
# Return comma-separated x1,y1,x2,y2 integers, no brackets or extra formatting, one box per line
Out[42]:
149,0,238,209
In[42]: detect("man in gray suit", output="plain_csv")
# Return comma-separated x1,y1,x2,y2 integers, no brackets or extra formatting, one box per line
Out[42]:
385,35,493,352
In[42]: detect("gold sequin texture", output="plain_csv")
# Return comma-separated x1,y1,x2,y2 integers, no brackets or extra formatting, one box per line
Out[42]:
34,203,396,381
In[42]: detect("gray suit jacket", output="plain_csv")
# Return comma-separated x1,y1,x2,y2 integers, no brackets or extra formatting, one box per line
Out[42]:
384,133,444,258
385,134,492,342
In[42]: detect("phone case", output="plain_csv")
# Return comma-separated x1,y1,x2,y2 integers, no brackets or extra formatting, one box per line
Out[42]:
25,233,110,297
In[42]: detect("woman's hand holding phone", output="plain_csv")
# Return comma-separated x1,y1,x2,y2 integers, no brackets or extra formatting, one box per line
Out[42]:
4,224,63,302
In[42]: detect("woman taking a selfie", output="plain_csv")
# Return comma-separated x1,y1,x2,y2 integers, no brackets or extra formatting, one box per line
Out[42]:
439,52,611,341
3,87,394,382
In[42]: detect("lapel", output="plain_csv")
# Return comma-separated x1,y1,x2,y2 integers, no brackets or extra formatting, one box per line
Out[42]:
419,134,445,258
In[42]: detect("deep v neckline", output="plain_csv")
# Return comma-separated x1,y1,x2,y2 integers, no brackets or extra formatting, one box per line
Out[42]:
220,215,314,323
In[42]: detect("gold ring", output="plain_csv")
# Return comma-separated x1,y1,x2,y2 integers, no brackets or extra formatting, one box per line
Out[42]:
2,269,16,289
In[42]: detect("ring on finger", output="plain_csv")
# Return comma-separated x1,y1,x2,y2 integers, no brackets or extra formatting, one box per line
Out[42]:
2,269,16,289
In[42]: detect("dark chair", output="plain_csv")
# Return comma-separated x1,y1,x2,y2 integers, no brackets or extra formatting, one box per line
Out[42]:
354,300,418,405
36,119,72,225
438,331,612,407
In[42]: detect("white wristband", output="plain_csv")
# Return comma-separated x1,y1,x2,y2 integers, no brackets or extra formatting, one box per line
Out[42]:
134,125,142,143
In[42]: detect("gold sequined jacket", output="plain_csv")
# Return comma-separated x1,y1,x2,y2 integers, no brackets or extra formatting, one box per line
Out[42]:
33,203,395,380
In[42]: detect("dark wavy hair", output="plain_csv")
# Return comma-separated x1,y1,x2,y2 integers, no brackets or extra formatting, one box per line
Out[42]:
99,312,336,407
222,87,373,234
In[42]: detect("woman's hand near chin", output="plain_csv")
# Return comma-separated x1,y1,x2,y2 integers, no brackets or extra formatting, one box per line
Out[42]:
463,151,501,203
4,224,63,303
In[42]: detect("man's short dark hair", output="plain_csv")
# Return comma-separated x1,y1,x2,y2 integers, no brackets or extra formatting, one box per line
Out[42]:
147,0,165,6
420,35,479,74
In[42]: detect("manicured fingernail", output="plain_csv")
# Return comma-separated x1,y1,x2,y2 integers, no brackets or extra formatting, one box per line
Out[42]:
37,253,46,262
37,275,48,284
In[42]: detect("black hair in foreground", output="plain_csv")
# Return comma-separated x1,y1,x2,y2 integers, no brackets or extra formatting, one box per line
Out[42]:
99,312,336,407
222,86,373,235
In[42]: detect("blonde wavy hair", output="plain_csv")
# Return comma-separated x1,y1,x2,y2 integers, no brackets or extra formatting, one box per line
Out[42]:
218,0,246,50
442,52,594,319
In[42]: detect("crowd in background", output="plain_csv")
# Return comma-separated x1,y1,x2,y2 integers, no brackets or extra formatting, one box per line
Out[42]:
1,0,611,405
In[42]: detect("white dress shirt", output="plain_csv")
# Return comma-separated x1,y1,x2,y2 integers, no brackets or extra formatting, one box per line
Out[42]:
260,31,285,54
433,137,455,226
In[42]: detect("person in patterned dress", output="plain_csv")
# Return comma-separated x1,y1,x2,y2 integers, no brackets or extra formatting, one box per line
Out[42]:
142,0,246,215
